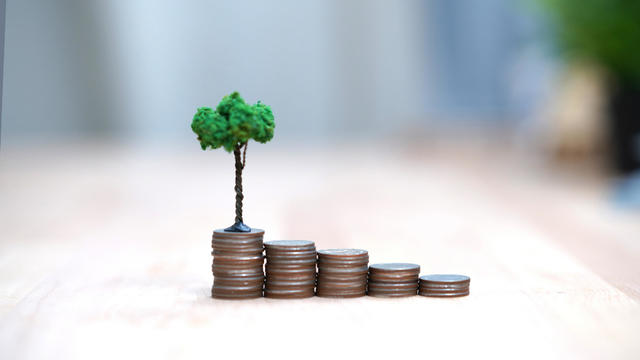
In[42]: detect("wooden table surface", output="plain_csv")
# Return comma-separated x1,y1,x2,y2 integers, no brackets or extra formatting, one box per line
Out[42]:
1,141,639,359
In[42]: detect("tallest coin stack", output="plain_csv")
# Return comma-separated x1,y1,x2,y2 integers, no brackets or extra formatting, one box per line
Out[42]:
211,229,265,299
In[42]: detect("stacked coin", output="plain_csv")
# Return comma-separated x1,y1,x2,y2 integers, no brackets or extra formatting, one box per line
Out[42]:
419,274,470,297
316,249,369,298
367,263,420,297
263,240,317,299
211,229,265,299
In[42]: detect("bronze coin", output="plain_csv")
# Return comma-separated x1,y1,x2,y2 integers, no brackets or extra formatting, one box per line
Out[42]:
213,228,264,238
266,250,317,257
316,290,365,298
212,285,264,294
212,236,263,244
215,279,264,288
419,289,469,297
317,274,366,280
266,262,316,269
215,275,264,283
212,261,264,269
367,291,417,298
419,274,470,297
316,287,366,294
264,279,316,287
213,253,264,261
213,269,264,278
264,289,315,299
419,283,469,291
213,261,264,268
419,274,470,287
212,289,263,300
420,274,469,282
265,267,316,275
212,248,264,257
319,268,368,275
367,282,418,290
318,256,369,265
369,277,418,285
264,240,315,249
212,238,263,247
266,276,316,283
369,263,420,273
317,248,368,257
265,258,317,265
316,282,366,290
318,262,368,269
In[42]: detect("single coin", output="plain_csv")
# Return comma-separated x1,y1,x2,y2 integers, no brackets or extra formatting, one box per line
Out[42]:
212,289,263,300
211,240,263,247
264,288,315,299
368,275,419,283
367,291,417,298
316,290,365,298
264,240,315,248
265,258,317,265
367,282,418,289
419,289,469,297
213,228,265,238
317,266,369,275
419,274,470,284
213,269,264,277
214,277,264,286
317,249,368,258
264,279,316,286
317,260,369,267
266,250,317,256
266,267,315,274
213,254,264,262
212,248,264,256
212,236,264,244
369,263,420,272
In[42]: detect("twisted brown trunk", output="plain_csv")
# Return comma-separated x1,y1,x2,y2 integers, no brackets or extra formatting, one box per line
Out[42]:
225,143,250,232
233,145,243,224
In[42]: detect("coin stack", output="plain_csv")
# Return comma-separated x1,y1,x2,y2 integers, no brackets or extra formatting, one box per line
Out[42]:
211,229,265,299
263,240,317,299
316,249,369,298
367,263,420,297
419,274,470,297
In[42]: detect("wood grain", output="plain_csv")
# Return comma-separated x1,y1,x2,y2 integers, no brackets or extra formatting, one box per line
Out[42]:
0,142,638,359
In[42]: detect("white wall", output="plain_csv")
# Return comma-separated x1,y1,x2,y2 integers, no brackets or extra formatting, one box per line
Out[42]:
2,0,429,145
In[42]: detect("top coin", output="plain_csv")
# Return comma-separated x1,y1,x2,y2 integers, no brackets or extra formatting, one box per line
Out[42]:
370,263,420,272
213,228,265,238
264,240,315,248
419,274,470,283
317,249,368,257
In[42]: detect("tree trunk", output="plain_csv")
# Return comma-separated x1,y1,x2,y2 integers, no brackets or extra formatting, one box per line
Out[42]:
225,143,250,232
233,145,243,223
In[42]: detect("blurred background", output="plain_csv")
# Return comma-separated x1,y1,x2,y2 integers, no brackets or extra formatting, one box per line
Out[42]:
1,0,639,251
2,0,640,175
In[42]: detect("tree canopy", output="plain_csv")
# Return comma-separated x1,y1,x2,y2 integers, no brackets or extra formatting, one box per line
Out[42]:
191,92,275,152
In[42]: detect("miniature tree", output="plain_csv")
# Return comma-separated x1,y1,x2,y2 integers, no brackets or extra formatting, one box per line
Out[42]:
191,92,275,232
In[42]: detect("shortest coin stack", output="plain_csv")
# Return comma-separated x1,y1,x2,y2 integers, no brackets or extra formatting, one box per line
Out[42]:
368,263,420,297
419,274,470,297
316,249,369,298
264,240,317,299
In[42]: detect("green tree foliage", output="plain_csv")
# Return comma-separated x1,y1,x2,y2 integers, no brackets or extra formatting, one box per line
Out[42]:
540,0,640,82
191,92,275,151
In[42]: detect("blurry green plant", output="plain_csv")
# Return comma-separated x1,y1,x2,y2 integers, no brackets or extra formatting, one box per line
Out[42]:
191,92,275,232
540,0,640,83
